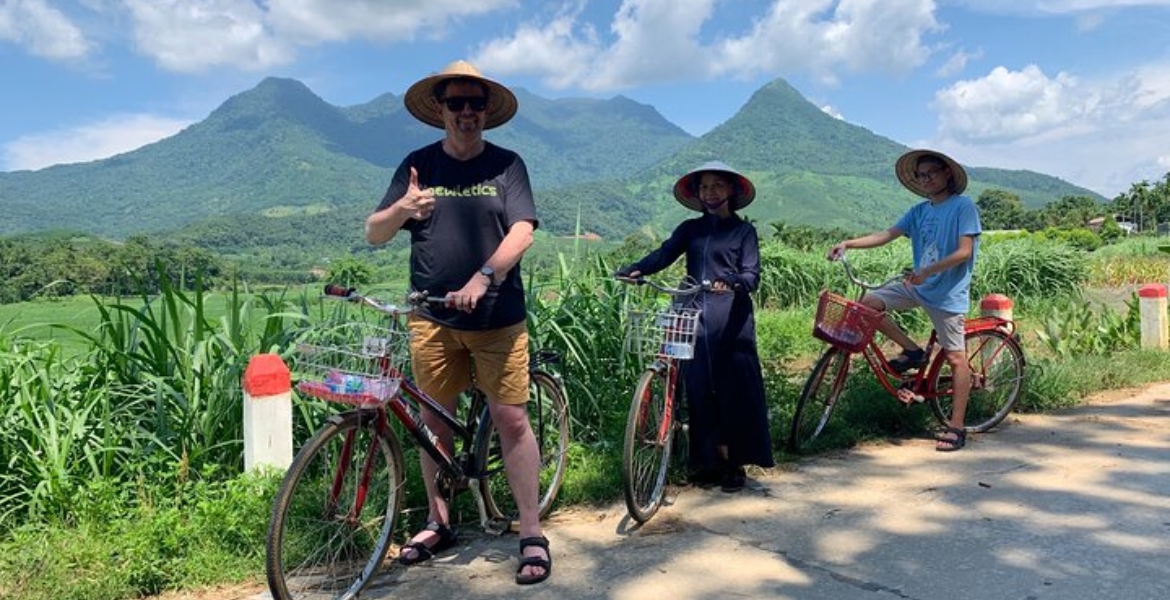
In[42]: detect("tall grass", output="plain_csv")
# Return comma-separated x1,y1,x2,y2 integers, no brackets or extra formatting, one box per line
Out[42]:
3,239,1169,599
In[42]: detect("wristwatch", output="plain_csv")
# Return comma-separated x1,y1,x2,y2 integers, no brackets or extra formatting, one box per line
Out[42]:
478,265,496,284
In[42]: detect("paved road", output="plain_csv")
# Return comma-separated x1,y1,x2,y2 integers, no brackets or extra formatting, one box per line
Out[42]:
252,384,1170,600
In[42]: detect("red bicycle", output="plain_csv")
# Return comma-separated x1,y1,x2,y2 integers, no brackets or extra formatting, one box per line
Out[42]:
615,275,704,523
789,254,1026,453
265,285,570,600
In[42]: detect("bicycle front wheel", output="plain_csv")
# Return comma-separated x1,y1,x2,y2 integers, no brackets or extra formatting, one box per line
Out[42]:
788,347,851,454
929,328,1026,432
266,409,405,600
623,368,675,523
476,369,571,526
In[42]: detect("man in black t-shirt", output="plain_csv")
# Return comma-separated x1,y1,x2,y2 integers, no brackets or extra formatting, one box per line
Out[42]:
365,60,550,585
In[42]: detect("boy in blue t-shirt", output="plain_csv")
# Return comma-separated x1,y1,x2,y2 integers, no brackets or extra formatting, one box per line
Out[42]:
827,149,982,452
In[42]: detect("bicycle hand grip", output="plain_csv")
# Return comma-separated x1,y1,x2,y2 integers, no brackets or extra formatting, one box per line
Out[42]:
323,284,356,298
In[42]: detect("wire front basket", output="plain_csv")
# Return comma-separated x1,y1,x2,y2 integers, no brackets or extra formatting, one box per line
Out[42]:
812,290,883,353
294,321,410,407
624,307,701,360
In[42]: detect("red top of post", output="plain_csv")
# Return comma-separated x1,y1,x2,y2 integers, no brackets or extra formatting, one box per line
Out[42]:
243,354,291,396
980,293,1014,310
1139,284,1168,298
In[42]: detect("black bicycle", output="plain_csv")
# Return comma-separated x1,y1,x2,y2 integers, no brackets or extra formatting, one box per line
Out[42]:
265,285,570,600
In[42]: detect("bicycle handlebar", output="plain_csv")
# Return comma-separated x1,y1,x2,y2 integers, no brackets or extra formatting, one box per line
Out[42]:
830,252,911,291
613,274,713,298
321,284,448,315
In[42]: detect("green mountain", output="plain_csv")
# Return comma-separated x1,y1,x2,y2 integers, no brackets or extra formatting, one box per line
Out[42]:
0,76,1102,248
0,77,693,239
616,80,1102,233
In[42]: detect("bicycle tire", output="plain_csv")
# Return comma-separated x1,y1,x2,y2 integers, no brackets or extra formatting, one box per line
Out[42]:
622,368,674,523
475,369,570,526
266,409,405,600
788,347,851,454
928,328,1026,432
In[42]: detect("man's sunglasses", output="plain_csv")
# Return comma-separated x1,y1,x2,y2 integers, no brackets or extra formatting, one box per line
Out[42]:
440,96,488,112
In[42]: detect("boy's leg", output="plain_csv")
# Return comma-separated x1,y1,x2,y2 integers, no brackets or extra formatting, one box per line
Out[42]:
930,312,969,450
863,283,927,367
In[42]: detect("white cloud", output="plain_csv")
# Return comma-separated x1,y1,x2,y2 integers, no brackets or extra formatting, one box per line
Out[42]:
116,0,520,73
821,104,844,120
929,63,1170,196
476,0,718,90
122,0,292,72
720,0,941,79
2,113,190,171
0,0,90,60
267,0,515,44
944,0,1170,15
933,65,1092,142
476,0,942,91
935,48,983,78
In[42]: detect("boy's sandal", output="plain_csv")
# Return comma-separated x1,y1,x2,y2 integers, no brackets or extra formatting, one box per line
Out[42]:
398,521,457,565
889,350,928,374
935,427,967,452
515,535,552,585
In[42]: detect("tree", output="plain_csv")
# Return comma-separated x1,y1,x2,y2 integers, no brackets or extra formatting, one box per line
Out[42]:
326,257,374,288
976,189,1026,230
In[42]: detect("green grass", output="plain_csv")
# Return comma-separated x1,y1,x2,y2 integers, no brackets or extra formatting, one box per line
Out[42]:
3,239,1170,600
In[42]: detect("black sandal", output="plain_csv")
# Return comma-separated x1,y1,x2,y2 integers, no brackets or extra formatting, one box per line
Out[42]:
398,521,457,565
935,427,967,452
889,348,928,374
515,535,552,585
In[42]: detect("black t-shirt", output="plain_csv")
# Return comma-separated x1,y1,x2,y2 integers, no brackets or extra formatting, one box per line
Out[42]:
377,141,538,330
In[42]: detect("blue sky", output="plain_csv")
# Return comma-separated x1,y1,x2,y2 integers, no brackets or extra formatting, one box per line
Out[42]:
2,0,1169,199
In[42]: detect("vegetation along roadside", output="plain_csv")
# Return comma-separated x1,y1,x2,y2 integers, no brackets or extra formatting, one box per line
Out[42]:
3,225,1170,600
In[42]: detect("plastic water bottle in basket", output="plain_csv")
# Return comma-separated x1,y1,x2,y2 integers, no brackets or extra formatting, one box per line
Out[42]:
296,321,406,406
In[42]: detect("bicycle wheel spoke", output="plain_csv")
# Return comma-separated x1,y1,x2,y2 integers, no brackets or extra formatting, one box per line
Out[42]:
267,413,404,600
624,368,673,522
479,370,570,524
930,330,1025,433
789,348,850,453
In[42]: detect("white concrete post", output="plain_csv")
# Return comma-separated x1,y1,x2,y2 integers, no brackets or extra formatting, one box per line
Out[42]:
243,353,293,472
1138,284,1168,350
980,293,1014,322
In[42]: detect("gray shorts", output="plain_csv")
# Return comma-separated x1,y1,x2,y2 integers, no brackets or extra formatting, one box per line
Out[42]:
865,282,966,352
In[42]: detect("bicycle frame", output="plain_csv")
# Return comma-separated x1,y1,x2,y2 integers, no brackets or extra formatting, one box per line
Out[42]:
309,288,504,532
832,255,1016,400
641,357,683,445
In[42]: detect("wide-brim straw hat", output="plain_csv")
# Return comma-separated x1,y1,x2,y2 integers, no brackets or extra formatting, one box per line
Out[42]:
404,60,518,130
895,149,968,198
672,161,756,212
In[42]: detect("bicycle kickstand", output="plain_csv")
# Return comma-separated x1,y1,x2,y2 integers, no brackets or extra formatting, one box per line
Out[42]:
467,481,510,536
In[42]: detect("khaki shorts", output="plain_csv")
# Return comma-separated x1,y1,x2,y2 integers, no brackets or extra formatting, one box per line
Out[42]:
866,282,967,352
407,315,530,405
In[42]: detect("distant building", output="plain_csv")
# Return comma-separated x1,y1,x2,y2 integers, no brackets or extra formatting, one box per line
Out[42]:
1087,215,1135,234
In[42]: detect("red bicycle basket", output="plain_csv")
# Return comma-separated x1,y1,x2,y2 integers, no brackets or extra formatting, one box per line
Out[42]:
813,290,883,353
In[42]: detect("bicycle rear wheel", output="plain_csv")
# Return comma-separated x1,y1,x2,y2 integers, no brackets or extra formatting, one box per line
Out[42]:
266,410,405,600
623,367,675,523
929,329,1025,432
788,347,851,453
476,369,570,525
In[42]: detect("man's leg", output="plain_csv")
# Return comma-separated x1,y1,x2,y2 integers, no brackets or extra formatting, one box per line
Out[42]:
486,400,547,579
402,318,469,561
